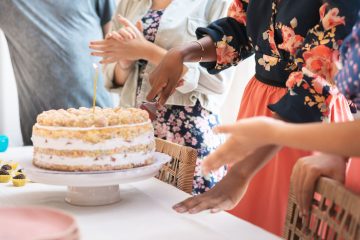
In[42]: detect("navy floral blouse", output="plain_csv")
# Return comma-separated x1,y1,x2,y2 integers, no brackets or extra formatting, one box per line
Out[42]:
336,11,360,113
196,0,360,123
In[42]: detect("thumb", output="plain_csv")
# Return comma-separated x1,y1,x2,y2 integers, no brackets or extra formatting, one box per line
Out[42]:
135,20,144,33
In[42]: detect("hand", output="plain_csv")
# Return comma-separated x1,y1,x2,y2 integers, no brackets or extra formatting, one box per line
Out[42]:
173,144,280,215
89,15,147,64
201,117,280,175
291,154,346,218
173,170,249,214
105,30,133,69
146,48,185,105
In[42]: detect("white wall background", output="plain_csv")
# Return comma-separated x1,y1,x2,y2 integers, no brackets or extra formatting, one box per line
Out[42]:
0,30,254,147
0,30,23,147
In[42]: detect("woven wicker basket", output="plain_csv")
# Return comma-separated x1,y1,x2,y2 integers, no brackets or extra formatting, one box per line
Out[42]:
155,138,197,194
284,177,360,240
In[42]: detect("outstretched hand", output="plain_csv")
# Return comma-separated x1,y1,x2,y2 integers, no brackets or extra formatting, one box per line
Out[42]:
201,117,280,175
173,169,249,214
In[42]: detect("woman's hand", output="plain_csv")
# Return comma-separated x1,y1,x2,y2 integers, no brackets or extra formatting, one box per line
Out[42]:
201,117,281,175
104,30,133,69
146,36,216,105
89,15,148,64
291,154,346,218
173,144,280,214
146,47,186,104
173,166,250,214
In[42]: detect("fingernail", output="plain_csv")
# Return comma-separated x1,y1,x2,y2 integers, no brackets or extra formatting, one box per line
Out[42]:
189,208,198,214
210,208,219,213
175,207,187,213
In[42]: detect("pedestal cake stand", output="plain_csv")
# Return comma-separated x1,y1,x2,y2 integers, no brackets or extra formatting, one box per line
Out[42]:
22,152,171,206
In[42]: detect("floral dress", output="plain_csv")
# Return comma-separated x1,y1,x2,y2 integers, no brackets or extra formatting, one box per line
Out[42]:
336,11,360,113
137,9,226,195
197,0,359,123
196,0,359,235
335,11,360,194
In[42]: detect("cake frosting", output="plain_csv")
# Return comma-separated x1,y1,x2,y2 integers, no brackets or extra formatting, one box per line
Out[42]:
31,107,155,171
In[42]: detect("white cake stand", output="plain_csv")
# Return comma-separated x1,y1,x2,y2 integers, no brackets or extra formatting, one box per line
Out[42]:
22,152,171,206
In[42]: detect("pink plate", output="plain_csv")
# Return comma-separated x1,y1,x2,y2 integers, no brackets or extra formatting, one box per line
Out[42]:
0,206,78,240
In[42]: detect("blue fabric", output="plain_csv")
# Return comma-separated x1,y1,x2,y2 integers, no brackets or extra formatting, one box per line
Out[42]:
336,11,360,112
0,0,115,145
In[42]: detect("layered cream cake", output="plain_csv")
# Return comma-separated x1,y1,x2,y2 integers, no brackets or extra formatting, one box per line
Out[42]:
31,107,155,171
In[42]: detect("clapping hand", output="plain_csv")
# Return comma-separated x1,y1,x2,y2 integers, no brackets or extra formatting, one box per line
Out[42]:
89,15,145,66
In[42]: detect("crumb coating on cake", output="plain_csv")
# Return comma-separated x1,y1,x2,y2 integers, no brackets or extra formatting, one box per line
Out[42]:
33,142,154,157
33,158,154,171
36,107,150,127
33,123,153,144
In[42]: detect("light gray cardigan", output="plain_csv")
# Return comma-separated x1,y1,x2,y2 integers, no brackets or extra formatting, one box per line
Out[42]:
103,0,234,113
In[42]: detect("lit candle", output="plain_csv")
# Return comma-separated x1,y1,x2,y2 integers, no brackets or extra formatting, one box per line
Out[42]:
92,63,99,114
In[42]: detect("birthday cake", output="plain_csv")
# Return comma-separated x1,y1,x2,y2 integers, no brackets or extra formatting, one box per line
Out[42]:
31,107,155,171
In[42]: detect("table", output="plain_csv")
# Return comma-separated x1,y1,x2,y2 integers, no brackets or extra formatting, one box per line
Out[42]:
0,148,281,240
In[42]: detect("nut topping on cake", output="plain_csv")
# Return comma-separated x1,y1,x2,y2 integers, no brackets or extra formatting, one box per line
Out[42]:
36,107,150,127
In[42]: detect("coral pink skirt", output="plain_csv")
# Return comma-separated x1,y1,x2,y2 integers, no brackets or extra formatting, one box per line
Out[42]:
227,76,354,236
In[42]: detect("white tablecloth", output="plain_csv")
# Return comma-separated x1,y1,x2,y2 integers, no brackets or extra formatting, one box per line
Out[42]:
0,148,280,240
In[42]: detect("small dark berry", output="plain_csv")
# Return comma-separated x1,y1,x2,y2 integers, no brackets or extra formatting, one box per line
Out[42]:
1,164,12,171
0,169,10,175
13,174,26,179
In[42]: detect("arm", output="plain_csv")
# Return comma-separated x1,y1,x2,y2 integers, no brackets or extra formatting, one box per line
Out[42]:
174,144,281,214
270,119,360,156
269,1,360,123
113,40,167,86
102,21,111,37
202,117,360,174
147,0,253,104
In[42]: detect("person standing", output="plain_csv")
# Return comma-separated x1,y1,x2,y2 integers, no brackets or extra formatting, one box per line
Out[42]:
146,0,360,235
90,0,233,194
0,0,115,145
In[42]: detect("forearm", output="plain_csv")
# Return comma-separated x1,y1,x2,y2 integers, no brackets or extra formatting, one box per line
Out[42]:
102,22,112,38
113,63,133,86
142,37,216,65
271,120,360,157
177,36,217,63
141,42,193,77
229,145,281,180
142,41,167,65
